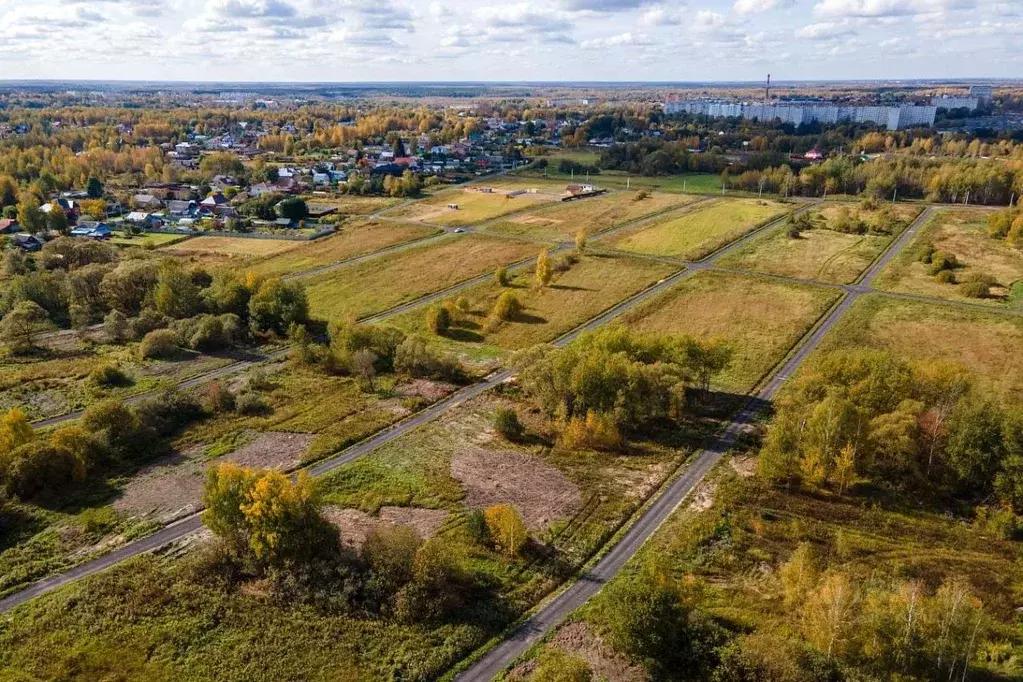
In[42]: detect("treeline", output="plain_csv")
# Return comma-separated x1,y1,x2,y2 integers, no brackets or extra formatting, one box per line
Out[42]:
598,140,733,176
0,236,309,352
726,155,1022,205
759,350,1023,520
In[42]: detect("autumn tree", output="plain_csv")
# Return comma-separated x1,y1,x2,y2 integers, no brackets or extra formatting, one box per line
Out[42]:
535,249,553,289
0,301,49,354
484,504,527,556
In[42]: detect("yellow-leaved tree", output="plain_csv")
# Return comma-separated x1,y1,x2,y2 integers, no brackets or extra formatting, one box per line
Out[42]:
483,504,527,556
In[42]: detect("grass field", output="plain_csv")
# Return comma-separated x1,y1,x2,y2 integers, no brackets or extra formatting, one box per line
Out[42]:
389,253,679,357
303,234,539,321
515,164,725,195
873,209,1023,307
163,235,305,267
815,294,1023,403
620,270,840,393
598,198,792,261
385,186,556,227
482,191,702,242
717,203,922,284
302,194,401,215
243,219,440,278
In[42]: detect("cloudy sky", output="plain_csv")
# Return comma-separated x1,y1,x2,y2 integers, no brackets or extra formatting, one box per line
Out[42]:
0,0,1019,82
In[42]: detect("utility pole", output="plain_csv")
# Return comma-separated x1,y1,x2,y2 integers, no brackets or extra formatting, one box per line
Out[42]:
892,189,897,203
683,179,687,193
964,190,970,206
1010,192,1015,208
627,177,631,190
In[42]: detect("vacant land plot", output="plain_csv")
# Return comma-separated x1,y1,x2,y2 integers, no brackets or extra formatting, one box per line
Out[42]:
0,345,241,421
718,203,922,284
514,168,724,194
816,294,1023,403
302,194,401,215
874,209,1023,307
163,235,304,268
242,219,439,278
620,270,840,393
387,186,556,227
598,198,792,260
483,191,701,241
303,234,538,321
110,232,191,248
389,253,677,356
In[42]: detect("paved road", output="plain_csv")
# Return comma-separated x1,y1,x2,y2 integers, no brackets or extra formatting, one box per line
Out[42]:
453,207,936,681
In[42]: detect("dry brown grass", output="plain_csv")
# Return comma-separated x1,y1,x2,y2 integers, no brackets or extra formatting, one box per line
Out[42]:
874,208,1023,306
243,219,439,278
303,234,538,320
621,270,840,392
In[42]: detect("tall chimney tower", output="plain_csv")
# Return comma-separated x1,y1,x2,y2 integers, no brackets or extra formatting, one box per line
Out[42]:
766,74,771,104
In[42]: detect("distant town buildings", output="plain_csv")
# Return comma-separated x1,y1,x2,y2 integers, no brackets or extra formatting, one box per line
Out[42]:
931,96,980,111
663,97,937,130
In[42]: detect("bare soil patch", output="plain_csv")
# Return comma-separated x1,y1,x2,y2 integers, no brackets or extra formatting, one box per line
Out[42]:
510,621,647,682
113,432,314,522
451,446,582,529
731,455,758,478
322,505,449,548
394,378,458,402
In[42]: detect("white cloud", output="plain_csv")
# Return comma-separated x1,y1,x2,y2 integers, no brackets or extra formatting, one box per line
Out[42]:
580,31,653,48
734,0,795,14
796,20,857,38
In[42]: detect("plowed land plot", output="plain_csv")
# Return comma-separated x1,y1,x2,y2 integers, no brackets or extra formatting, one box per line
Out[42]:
452,447,582,530
322,506,449,548
484,191,700,241
598,198,791,260
512,621,646,682
114,432,315,522
163,236,303,268
620,270,840,393
303,234,538,320
243,219,439,278
816,294,1023,403
718,204,921,284
389,253,678,354
873,208,1023,307
388,188,555,227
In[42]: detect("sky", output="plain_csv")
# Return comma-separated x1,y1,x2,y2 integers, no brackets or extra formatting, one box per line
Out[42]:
0,0,1020,83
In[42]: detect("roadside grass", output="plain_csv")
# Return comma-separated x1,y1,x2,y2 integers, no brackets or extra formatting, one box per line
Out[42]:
597,198,791,261
815,294,1023,403
388,253,678,363
717,203,922,284
303,235,539,321
300,194,402,215
481,191,701,242
0,391,706,682
874,208,1023,307
620,270,841,393
161,235,305,268
386,187,554,227
242,219,441,278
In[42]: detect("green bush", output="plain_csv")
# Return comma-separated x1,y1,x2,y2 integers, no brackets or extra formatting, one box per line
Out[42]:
236,391,272,416
934,269,956,284
495,267,510,287
88,363,132,389
491,291,522,322
465,509,490,546
961,280,990,298
493,408,524,441
138,329,179,359
130,308,170,339
77,506,119,537
204,382,236,414
928,250,959,275
426,304,450,335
